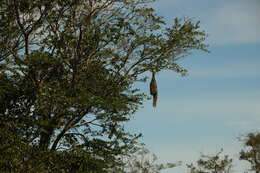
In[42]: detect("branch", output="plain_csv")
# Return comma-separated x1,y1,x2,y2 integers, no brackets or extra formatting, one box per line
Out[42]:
13,0,29,56
51,106,92,150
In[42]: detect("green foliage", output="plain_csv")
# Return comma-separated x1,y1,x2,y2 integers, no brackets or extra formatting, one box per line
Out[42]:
187,149,233,173
0,0,207,171
0,122,110,173
239,133,260,173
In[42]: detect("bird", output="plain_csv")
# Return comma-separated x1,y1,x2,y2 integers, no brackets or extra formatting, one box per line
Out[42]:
150,71,158,107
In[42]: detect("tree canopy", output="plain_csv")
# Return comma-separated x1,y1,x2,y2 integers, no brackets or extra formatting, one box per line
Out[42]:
0,0,208,172
239,133,260,173
187,149,233,173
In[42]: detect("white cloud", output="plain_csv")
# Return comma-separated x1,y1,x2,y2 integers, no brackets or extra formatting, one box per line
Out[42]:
206,0,260,45
151,0,260,45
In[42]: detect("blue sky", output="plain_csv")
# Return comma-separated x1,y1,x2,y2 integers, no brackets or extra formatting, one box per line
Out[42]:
126,0,260,172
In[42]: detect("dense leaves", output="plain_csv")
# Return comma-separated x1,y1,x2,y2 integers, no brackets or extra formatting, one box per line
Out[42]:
240,133,260,173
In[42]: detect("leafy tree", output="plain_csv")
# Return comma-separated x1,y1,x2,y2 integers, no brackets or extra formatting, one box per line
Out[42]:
109,143,181,173
187,149,233,173
239,133,260,173
0,0,207,171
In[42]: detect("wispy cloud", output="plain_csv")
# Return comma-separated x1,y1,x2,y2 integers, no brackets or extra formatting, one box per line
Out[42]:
189,63,260,79
153,0,260,45
206,0,260,45
158,97,260,120
132,97,260,143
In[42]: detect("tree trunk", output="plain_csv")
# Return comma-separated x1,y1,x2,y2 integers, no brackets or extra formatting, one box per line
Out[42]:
39,127,53,150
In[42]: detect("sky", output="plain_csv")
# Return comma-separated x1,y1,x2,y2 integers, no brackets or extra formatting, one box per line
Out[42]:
126,0,260,172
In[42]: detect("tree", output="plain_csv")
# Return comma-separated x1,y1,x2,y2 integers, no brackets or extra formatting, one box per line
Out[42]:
0,0,207,171
239,133,260,173
109,143,181,173
187,149,233,173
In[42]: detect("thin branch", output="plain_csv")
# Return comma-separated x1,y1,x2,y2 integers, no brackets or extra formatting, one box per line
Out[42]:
51,106,92,150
